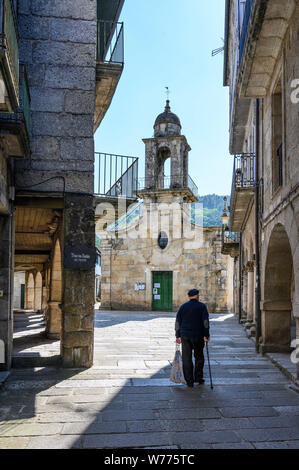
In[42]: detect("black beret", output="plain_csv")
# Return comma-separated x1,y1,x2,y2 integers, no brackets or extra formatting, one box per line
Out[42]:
188,289,199,297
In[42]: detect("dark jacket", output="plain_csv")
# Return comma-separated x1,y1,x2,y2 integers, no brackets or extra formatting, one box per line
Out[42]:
175,299,210,339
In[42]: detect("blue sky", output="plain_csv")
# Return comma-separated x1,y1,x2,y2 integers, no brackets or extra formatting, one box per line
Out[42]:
95,0,233,196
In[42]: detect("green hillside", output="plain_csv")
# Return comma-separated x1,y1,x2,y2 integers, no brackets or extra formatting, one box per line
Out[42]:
192,194,230,227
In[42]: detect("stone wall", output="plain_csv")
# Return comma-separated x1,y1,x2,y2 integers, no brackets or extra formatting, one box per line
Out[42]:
99,224,232,314
12,1,98,368
0,147,9,214
15,0,97,193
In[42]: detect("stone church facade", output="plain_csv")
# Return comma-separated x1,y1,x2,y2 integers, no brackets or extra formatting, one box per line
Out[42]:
97,102,234,313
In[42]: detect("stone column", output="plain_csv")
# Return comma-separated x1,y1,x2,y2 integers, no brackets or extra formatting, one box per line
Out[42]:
242,267,248,321
247,261,254,322
260,300,292,353
0,214,14,371
25,272,35,310
99,238,112,310
34,272,43,312
46,241,63,339
61,194,95,368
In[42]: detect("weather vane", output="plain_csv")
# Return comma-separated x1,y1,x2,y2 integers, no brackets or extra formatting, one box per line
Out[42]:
165,86,170,100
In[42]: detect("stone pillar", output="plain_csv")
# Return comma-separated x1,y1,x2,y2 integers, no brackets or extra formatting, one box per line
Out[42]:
260,300,292,353
242,267,248,321
247,262,254,322
41,271,49,318
25,272,35,310
47,301,62,339
34,272,43,312
99,239,112,310
0,215,14,371
61,194,95,368
46,241,62,339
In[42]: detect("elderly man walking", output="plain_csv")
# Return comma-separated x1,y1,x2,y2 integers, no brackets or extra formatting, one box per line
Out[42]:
175,289,210,388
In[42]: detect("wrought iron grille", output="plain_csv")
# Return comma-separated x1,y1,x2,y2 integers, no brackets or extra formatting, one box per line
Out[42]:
95,152,138,199
96,20,124,65
231,153,255,193
222,227,241,246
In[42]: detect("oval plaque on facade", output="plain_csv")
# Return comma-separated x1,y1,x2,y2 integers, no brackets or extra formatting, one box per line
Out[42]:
158,232,168,250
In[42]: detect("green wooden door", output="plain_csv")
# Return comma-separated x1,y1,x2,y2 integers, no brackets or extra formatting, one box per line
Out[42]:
152,272,173,312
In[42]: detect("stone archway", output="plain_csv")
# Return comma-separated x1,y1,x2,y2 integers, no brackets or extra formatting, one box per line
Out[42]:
46,239,62,339
262,223,294,352
157,146,171,188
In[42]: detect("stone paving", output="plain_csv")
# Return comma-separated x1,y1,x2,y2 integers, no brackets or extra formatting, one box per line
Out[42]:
0,311,299,449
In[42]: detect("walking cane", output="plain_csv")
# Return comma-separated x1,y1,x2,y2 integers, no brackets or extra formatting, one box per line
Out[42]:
206,341,214,390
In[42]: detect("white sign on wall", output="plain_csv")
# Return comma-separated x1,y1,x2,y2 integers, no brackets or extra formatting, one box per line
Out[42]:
134,283,146,291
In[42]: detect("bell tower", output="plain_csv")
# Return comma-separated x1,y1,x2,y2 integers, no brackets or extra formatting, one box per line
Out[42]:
138,100,197,204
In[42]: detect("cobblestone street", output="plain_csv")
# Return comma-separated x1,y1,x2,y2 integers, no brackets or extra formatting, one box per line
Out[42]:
0,311,299,449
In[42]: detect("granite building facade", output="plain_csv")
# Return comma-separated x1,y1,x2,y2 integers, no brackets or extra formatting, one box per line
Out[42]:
0,0,125,370
222,0,299,378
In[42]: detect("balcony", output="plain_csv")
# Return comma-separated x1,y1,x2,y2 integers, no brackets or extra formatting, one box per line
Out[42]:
229,153,255,232
221,228,240,258
137,175,199,202
238,0,296,98
0,64,30,158
94,20,124,132
95,152,138,199
0,0,19,112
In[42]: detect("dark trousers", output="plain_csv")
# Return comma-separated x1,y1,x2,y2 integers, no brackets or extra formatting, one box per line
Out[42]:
181,337,205,385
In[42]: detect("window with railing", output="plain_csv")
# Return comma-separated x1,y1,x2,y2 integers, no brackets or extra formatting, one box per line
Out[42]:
239,0,254,68
222,227,240,246
232,153,255,193
272,77,284,193
0,0,19,107
96,20,124,65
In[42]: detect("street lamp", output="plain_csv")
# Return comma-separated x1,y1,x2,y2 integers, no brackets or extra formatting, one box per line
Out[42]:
221,197,230,242
221,197,230,226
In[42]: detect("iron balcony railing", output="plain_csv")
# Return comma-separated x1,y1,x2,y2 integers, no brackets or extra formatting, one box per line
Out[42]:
138,175,199,198
239,0,254,69
222,227,240,246
0,0,19,106
0,63,31,155
97,20,124,65
95,152,138,199
231,153,255,195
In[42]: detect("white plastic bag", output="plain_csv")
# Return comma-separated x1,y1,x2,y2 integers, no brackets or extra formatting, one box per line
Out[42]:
170,343,185,384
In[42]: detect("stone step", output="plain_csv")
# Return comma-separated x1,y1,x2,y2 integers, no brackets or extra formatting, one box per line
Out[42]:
12,354,61,369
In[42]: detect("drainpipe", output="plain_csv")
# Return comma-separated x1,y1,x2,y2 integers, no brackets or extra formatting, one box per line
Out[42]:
255,98,262,351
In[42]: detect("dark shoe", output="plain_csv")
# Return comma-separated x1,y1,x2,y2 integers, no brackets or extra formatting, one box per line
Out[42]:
196,379,205,385
187,383,194,388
